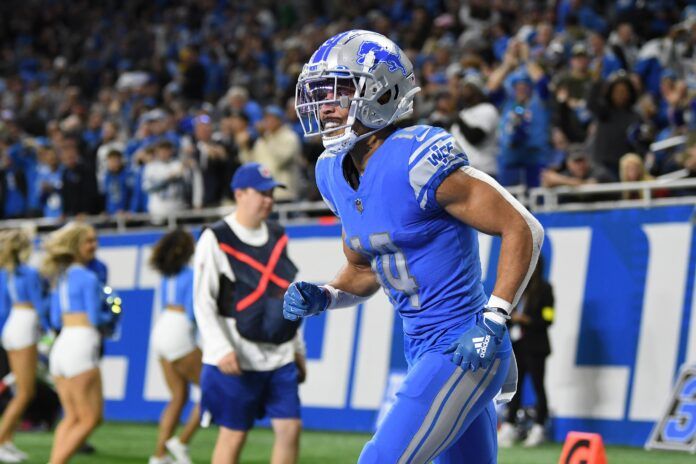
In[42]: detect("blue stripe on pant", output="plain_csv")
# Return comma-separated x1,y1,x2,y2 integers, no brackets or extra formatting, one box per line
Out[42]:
358,349,511,464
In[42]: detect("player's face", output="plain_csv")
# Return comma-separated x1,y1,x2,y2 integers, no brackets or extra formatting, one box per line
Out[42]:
311,78,355,137
78,228,98,263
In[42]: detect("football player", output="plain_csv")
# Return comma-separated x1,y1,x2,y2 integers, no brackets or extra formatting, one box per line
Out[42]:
284,30,544,463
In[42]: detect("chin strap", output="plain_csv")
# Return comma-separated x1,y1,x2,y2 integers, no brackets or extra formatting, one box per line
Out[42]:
322,126,381,156
322,85,421,156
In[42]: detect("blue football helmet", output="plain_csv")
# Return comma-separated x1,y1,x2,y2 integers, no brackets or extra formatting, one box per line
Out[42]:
295,30,420,154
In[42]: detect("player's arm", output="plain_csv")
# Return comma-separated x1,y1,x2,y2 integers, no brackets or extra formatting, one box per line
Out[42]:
283,234,380,321
436,166,544,318
326,237,381,298
437,166,543,370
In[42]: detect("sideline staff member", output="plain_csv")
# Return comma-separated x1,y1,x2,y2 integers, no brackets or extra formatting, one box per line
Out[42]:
194,163,306,464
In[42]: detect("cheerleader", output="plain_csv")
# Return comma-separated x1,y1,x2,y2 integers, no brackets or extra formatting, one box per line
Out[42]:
0,230,47,463
41,223,113,464
149,228,202,464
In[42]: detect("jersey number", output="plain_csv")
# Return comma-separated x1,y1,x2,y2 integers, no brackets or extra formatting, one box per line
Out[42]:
350,233,420,307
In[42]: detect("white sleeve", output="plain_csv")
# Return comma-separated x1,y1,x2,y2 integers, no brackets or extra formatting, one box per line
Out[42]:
460,166,544,308
322,284,371,309
193,228,236,360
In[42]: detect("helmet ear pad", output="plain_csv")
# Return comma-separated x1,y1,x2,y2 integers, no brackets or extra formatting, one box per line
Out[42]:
353,68,418,130
377,89,392,104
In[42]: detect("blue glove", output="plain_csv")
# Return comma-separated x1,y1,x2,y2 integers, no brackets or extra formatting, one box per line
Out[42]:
283,281,329,321
444,309,508,371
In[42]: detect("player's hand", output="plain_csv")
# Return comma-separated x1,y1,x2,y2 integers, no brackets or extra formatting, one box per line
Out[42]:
444,310,508,371
283,281,329,321
218,351,242,376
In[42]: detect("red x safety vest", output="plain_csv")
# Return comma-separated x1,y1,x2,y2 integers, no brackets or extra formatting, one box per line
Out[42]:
209,219,299,345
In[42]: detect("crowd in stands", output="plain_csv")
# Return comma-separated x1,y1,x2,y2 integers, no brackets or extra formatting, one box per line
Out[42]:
1,0,696,221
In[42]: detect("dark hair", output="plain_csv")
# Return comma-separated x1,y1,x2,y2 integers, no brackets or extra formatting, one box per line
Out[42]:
605,71,637,108
149,228,195,276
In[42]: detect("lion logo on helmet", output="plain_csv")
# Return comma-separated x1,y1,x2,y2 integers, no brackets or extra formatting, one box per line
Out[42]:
356,41,408,76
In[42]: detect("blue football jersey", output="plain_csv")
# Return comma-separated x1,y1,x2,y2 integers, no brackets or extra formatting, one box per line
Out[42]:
316,125,487,345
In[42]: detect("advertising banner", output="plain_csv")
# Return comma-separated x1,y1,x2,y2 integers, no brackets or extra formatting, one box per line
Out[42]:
86,205,696,446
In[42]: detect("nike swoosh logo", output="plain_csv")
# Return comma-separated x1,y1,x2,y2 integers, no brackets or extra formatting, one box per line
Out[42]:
415,128,431,142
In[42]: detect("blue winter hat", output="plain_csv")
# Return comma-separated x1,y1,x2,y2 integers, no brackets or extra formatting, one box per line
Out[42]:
231,163,286,191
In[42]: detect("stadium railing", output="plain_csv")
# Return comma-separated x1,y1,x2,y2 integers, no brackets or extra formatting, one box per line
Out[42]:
1,181,695,233
528,178,696,212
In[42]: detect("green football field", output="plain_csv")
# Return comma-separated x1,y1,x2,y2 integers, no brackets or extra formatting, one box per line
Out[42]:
11,421,695,463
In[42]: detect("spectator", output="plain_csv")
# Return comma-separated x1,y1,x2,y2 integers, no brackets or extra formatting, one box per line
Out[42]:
489,60,550,187
25,138,52,216
631,94,661,159
551,43,593,142
5,120,39,216
529,22,555,64
217,110,253,157
0,0,694,222
450,72,500,178
489,39,551,187
549,127,571,170
129,146,154,214
240,106,301,202
553,43,593,102
541,144,616,202
82,110,104,154
0,140,28,219
35,145,64,219
142,140,189,223
674,141,696,196
588,71,640,178
186,115,235,207
218,86,263,129
103,150,133,215
95,120,125,193
427,91,456,128
60,136,99,217
618,153,658,200
588,29,624,80
658,70,689,137
498,256,554,448
608,22,639,70
125,109,178,163
180,46,207,105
